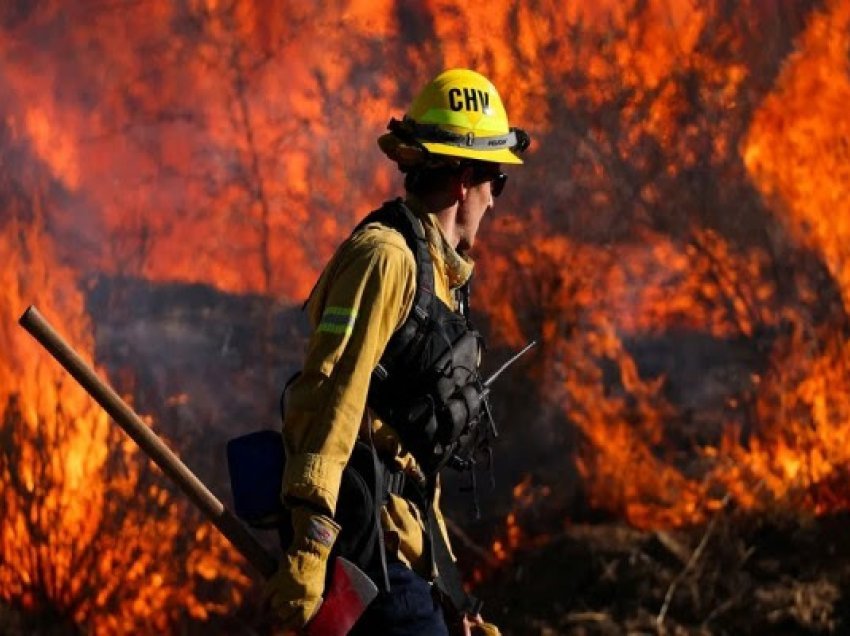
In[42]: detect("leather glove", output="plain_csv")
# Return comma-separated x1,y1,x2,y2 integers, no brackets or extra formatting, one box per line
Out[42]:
264,506,341,629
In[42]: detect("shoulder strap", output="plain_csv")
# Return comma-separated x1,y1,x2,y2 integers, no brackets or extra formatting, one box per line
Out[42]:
357,199,435,376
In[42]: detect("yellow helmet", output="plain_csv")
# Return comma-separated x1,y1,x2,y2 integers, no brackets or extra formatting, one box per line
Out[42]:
379,68,529,168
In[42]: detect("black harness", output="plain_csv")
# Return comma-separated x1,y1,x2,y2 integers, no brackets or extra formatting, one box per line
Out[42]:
358,199,487,477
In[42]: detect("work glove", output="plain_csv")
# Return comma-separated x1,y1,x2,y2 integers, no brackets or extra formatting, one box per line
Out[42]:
470,621,501,636
454,613,501,636
264,506,341,629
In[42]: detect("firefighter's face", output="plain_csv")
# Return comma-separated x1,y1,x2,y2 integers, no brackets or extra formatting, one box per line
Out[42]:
457,164,500,252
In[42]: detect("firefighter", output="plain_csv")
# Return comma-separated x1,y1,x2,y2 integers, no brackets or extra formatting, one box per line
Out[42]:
265,68,529,635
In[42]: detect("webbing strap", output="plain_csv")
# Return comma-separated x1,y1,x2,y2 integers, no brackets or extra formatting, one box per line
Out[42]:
367,415,392,593
384,470,406,497
366,418,390,592
427,500,482,616
356,199,434,372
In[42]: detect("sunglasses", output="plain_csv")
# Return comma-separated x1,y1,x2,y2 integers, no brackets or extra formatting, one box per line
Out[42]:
470,166,508,198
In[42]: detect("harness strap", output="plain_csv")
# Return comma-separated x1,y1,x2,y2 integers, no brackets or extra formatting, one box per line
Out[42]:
428,506,482,617
384,470,406,498
355,199,434,375
366,415,392,593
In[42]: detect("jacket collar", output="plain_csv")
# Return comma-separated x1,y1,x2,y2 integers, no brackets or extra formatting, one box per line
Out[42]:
404,196,474,290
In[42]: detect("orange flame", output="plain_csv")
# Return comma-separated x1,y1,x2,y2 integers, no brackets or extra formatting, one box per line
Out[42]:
2,0,849,596
0,211,249,632
744,0,850,310
478,0,850,562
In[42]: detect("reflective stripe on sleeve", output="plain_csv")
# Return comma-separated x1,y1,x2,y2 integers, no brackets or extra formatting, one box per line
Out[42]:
317,306,358,335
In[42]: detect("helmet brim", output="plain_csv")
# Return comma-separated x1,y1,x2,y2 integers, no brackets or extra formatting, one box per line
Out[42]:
420,141,524,165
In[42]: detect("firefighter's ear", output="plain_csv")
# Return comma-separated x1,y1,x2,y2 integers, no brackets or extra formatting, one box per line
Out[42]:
455,166,474,203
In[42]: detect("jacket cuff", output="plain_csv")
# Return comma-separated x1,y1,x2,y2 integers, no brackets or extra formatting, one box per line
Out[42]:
282,452,344,515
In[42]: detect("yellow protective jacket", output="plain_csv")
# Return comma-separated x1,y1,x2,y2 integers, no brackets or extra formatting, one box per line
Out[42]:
282,196,473,576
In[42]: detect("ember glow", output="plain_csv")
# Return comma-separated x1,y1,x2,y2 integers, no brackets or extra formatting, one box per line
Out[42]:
1,0,847,626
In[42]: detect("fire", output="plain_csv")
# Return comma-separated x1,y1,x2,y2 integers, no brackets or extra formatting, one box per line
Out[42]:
712,0,850,517
712,325,850,516
0,1,718,302
490,477,552,563
744,0,850,309
1,2,407,300
476,0,850,565
480,221,776,530
2,0,850,611
23,108,80,191
0,209,249,631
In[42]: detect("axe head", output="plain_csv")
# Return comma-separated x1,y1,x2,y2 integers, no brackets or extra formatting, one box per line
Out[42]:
305,557,379,636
